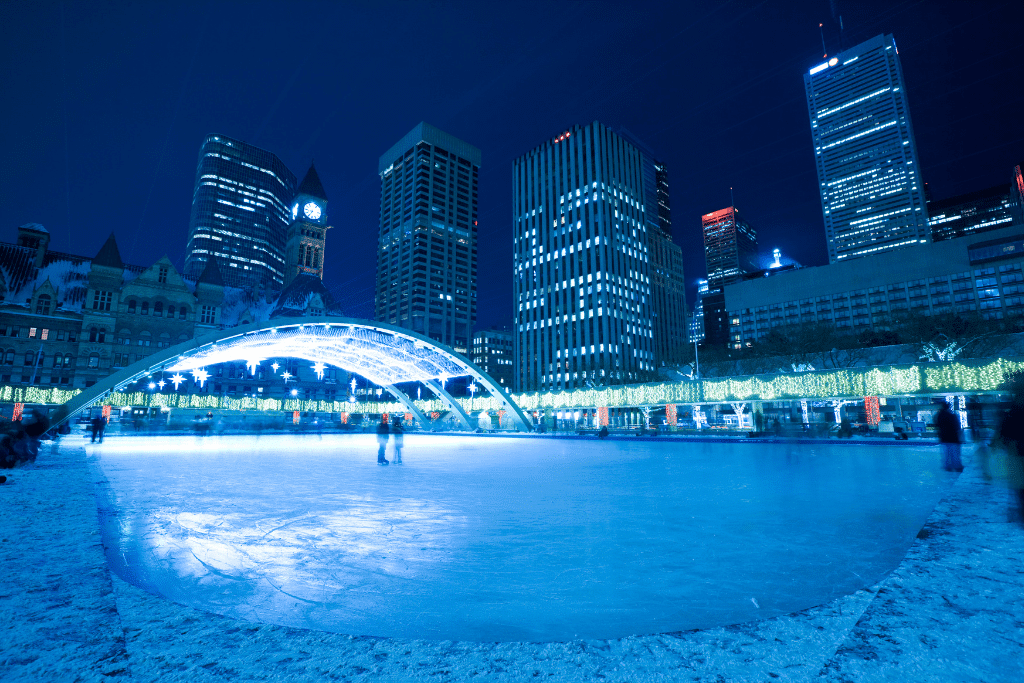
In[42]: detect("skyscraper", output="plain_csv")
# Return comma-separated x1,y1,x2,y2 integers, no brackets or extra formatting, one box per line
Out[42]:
184,134,297,292
701,206,757,346
616,128,688,367
374,123,479,353
513,122,655,393
805,34,929,263
702,206,757,288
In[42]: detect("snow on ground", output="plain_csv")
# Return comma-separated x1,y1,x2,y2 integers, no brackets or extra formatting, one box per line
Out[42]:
1,436,1021,682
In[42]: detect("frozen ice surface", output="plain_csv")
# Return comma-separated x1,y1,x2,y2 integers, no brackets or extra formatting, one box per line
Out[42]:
91,434,954,642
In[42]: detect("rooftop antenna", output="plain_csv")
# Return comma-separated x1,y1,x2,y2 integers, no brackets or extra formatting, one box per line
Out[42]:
730,186,735,209
819,22,827,58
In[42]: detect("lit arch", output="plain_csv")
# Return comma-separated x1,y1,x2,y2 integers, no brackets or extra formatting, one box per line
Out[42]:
60,317,531,431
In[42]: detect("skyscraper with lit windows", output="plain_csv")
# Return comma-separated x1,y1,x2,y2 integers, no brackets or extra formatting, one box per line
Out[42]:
804,34,929,263
701,206,757,346
184,134,296,292
374,122,479,353
513,122,655,393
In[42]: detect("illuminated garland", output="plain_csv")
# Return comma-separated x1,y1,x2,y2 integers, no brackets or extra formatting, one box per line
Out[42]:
2,357,1023,413
923,359,1024,393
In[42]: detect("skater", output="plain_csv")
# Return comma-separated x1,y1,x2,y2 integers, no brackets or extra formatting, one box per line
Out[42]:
90,415,106,443
391,417,404,464
376,416,390,465
935,403,963,472
598,426,609,439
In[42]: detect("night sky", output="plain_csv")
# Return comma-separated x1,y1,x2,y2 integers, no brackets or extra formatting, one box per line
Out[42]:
2,0,1021,329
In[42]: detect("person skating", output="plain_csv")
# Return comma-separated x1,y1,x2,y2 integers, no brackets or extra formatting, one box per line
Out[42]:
934,402,964,472
376,417,390,465
391,417,404,464
997,384,1024,525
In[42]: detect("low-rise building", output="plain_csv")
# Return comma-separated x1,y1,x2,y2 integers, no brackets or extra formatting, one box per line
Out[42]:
471,326,513,389
725,224,1024,348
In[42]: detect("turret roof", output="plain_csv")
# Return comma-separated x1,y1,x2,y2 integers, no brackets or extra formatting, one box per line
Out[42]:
92,234,123,269
297,163,327,201
197,256,224,287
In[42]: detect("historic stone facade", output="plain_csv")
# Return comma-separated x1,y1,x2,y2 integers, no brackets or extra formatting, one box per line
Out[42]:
1,226,227,389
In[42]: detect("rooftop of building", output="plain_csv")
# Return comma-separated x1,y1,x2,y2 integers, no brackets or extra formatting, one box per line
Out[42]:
379,122,482,173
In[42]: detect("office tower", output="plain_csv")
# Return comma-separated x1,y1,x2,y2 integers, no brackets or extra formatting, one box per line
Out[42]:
701,206,757,346
513,121,655,393
471,326,514,388
184,134,297,292
616,128,688,367
689,278,709,343
805,34,929,263
645,161,687,365
283,163,331,289
702,206,757,288
374,123,479,353
928,182,1018,242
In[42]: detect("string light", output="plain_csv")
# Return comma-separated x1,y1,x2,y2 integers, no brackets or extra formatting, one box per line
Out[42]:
312,361,327,380
10,358,1024,414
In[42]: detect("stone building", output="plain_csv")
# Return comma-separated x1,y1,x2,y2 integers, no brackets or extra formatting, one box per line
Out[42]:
0,222,347,402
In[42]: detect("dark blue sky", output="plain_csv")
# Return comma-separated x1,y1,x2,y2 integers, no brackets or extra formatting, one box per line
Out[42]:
2,1,1021,328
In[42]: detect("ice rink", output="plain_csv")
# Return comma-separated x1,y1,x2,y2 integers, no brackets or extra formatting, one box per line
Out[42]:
91,434,955,642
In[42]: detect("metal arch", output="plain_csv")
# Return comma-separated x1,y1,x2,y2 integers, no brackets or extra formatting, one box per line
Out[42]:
382,384,429,429
57,316,533,431
424,379,474,430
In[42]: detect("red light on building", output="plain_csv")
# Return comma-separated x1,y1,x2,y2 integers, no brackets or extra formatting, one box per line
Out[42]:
292,410,300,424
12,403,23,421
597,406,609,426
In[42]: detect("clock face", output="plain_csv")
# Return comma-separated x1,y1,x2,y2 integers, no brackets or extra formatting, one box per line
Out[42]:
303,202,322,220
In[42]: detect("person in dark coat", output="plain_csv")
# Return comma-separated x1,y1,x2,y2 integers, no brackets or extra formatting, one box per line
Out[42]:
90,415,107,443
391,417,404,464
598,426,609,439
998,387,1024,525
934,403,963,472
376,417,390,465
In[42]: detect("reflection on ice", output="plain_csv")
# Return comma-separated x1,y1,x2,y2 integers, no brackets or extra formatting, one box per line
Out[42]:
93,434,954,642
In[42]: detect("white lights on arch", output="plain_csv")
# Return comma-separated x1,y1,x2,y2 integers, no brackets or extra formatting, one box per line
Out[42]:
165,324,472,387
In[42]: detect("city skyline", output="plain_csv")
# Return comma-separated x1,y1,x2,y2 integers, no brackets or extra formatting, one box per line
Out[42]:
2,1,1022,331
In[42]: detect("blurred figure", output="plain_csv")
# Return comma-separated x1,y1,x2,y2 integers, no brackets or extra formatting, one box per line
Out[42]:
598,426,609,439
391,417,404,464
934,403,964,472
90,415,106,444
13,409,49,463
998,386,1024,525
376,416,390,465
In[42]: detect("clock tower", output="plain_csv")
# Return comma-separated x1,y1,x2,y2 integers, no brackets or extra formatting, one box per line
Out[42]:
284,162,331,289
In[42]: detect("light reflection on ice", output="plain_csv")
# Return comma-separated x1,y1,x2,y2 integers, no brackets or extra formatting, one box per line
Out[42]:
93,434,953,642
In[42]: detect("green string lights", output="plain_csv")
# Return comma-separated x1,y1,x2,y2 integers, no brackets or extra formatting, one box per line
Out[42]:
3,357,1022,413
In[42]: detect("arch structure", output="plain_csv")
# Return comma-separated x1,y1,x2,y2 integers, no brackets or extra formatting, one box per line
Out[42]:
60,317,532,432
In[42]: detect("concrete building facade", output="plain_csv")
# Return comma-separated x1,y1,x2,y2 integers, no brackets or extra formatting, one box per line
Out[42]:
374,122,480,353
471,326,513,389
725,224,1024,348
513,122,655,392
